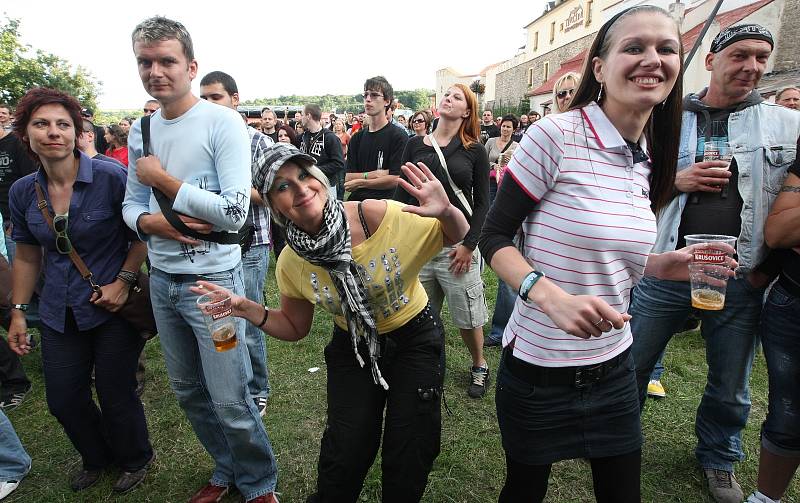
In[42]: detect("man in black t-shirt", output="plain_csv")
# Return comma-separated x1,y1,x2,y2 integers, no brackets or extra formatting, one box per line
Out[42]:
344,76,408,201
299,104,344,199
479,109,499,145
0,127,36,260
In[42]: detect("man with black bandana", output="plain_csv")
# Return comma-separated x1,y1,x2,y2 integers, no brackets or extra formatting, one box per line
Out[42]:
630,24,800,503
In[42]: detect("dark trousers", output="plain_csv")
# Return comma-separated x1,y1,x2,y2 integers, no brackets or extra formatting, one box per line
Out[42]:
499,450,642,503
308,306,445,503
40,310,152,471
0,313,30,396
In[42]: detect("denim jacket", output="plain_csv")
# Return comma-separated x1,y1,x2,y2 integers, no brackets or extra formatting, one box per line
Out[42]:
653,99,800,273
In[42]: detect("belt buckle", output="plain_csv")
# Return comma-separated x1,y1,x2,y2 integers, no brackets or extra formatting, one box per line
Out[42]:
574,364,603,388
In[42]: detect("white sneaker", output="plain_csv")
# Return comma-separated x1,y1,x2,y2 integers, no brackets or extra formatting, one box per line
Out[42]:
0,480,20,500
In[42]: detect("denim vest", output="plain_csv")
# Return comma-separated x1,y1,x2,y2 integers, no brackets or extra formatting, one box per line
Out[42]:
653,101,799,273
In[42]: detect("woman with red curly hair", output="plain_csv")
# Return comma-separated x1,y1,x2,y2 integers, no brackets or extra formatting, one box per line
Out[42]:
7,88,153,494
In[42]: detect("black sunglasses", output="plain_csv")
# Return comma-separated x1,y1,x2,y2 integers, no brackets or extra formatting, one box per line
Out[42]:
557,89,575,99
53,214,72,254
412,118,426,124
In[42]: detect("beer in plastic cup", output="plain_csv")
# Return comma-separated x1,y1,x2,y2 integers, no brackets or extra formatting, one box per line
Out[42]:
703,141,733,171
684,234,736,310
196,290,238,352
689,263,729,310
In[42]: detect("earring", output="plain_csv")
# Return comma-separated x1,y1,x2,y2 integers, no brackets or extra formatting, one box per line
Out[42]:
597,83,604,103
661,98,668,108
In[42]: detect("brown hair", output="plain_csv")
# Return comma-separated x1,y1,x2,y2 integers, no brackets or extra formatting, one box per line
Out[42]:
14,87,82,163
568,6,683,213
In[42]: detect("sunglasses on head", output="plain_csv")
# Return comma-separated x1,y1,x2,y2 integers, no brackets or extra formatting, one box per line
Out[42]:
53,214,72,254
557,89,575,99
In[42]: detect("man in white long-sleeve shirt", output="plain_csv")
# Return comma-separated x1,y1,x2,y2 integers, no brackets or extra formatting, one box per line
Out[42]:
123,16,279,503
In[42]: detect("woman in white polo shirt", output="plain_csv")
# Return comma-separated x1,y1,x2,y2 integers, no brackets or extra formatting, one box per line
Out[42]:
479,6,719,502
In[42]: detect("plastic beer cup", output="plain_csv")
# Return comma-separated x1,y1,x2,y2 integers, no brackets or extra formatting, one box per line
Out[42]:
684,234,737,310
196,290,238,352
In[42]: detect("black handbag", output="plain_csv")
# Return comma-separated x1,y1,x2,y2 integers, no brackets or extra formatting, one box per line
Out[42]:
33,182,158,340
140,115,255,254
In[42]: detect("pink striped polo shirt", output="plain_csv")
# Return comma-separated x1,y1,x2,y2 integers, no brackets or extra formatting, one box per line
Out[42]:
503,102,657,367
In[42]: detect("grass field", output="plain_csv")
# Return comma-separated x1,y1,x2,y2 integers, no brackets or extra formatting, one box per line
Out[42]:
2,262,797,502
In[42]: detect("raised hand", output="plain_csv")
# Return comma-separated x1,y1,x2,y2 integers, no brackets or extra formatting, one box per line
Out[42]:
398,162,450,218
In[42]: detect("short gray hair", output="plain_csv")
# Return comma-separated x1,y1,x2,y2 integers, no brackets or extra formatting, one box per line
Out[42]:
131,16,194,61
776,86,800,101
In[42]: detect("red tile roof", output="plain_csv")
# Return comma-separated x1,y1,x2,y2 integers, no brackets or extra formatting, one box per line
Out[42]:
681,0,775,51
526,50,587,97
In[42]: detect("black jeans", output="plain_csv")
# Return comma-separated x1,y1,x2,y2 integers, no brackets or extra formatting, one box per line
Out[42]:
308,305,445,503
40,309,152,471
0,312,30,396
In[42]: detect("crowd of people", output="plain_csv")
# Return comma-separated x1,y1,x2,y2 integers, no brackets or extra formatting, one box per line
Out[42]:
0,9,798,503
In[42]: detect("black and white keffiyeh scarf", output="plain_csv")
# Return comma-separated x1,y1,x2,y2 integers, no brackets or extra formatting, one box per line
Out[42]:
285,197,389,390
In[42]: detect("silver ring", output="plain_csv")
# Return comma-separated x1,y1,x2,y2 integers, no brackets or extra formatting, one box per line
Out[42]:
593,318,604,326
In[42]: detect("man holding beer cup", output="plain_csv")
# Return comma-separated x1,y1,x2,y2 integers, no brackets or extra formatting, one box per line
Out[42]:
628,24,800,503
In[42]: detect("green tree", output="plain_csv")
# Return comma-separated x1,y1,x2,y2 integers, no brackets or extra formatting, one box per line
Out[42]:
0,16,101,109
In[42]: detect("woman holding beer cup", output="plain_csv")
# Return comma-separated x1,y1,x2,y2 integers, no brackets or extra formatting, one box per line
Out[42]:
192,143,470,502
479,6,735,501
485,114,519,203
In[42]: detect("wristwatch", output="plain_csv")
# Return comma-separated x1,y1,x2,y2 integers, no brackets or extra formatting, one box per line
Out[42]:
11,304,28,312
518,270,545,301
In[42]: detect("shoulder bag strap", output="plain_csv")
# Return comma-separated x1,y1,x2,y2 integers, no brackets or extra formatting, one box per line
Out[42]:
34,181,101,293
427,134,472,217
140,115,239,244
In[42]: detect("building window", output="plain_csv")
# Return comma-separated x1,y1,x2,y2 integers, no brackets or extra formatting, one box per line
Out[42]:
534,31,539,51
550,22,555,43
543,62,550,82
586,0,593,25
527,67,534,86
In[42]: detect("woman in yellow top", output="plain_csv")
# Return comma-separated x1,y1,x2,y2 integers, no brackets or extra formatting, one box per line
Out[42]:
193,143,469,503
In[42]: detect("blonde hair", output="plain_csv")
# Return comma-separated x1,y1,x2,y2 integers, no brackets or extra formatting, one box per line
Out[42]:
553,72,581,113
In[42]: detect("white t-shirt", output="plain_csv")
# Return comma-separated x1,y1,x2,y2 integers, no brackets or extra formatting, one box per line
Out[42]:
504,102,657,367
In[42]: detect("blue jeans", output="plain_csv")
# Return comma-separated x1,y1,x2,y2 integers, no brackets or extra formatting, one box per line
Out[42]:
650,351,665,381
488,278,515,344
0,409,30,483
759,282,800,457
630,276,763,471
241,244,270,400
150,266,277,499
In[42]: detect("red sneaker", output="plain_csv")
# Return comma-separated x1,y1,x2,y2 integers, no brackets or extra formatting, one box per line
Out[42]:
189,483,229,503
244,492,280,503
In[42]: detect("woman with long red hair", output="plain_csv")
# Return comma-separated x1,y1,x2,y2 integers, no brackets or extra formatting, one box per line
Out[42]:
395,83,491,398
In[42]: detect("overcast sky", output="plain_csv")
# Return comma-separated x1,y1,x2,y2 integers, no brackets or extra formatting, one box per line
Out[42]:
5,1,538,109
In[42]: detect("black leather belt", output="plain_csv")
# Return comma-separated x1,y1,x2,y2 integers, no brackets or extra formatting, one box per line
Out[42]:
503,347,630,389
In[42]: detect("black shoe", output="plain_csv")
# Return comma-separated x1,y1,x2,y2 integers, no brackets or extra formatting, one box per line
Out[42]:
112,452,156,494
254,396,267,417
70,468,103,492
0,386,31,412
467,365,490,399
483,337,502,348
